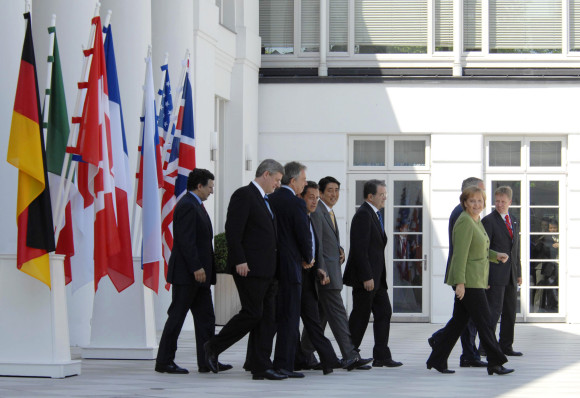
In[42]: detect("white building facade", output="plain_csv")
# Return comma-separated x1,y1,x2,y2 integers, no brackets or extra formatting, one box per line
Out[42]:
0,0,578,351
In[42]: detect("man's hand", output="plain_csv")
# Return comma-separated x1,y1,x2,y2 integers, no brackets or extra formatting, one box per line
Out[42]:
517,277,522,286
236,263,250,277
302,260,315,269
363,279,374,292
455,283,465,300
497,252,509,263
317,269,330,286
339,247,345,265
194,268,206,283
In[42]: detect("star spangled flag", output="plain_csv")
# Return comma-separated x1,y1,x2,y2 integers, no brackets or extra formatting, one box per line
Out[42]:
71,16,133,292
7,12,56,287
158,64,175,290
103,23,134,291
138,54,163,293
44,26,74,285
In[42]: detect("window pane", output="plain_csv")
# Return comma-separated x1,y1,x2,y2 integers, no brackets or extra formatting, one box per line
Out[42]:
571,0,580,51
489,141,521,167
354,0,427,54
435,0,453,51
259,0,294,55
301,0,320,52
394,261,423,286
330,0,348,52
530,288,558,313
393,181,423,206
393,235,422,260
489,0,562,54
355,179,385,206
353,140,385,166
530,181,558,206
394,208,423,233
394,288,422,312
530,208,558,233
394,141,425,166
491,180,521,205
464,0,482,51
530,141,561,167
530,262,559,286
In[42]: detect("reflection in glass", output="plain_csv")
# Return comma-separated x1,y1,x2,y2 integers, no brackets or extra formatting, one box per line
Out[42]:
393,141,426,166
355,180,386,206
530,262,558,287
393,181,422,205
491,180,521,205
493,207,520,224
530,235,559,260
393,235,422,260
530,181,559,206
393,261,422,286
353,140,385,166
530,288,558,313
394,288,422,313
530,141,561,167
394,208,422,233
530,208,558,233
489,141,521,167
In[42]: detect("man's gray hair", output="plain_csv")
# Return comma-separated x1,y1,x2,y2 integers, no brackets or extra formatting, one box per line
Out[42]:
281,161,306,185
255,159,284,178
461,177,484,191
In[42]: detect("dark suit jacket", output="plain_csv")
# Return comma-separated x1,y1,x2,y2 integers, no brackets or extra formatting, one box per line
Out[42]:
482,210,522,287
268,186,313,284
443,203,464,283
343,201,388,289
310,202,343,290
167,192,216,286
225,182,278,278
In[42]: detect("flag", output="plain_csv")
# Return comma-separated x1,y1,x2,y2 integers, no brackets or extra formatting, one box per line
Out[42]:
7,12,56,287
72,16,133,292
158,64,174,290
103,23,134,291
45,26,74,285
139,55,163,293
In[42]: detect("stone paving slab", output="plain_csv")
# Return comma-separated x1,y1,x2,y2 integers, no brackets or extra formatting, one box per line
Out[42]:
0,323,579,398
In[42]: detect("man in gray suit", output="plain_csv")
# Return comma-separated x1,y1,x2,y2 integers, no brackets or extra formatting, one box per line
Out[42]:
298,177,372,370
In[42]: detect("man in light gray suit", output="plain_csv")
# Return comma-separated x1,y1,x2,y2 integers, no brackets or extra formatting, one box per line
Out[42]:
297,177,372,370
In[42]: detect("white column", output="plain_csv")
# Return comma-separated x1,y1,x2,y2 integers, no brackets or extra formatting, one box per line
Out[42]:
452,0,463,77
318,0,328,77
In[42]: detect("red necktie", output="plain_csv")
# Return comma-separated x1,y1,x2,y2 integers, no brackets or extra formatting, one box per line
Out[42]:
505,214,513,239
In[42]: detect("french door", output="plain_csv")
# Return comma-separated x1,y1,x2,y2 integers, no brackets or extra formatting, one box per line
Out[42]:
346,173,430,321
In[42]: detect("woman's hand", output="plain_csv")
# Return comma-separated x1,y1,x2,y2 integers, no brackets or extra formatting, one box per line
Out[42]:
455,283,465,300
497,252,509,263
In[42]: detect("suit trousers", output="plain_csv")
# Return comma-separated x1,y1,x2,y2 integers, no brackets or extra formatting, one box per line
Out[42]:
427,288,508,369
486,284,517,351
349,286,392,360
301,288,358,361
208,275,277,373
156,283,215,367
273,282,302,371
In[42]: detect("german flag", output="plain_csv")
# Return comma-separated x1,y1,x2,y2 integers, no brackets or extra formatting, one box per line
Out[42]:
7,12,56,287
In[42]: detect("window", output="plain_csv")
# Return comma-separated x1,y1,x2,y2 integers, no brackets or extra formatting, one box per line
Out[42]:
571,0,580,51
530,141,562,167
487,138,565,170
350,137,429,170
435,0,453,52
329,0,348,52
353,140,385,166
489,141,521,167
464,0,482,51
393,141,426,166
301,0,320,52
260,0,294,55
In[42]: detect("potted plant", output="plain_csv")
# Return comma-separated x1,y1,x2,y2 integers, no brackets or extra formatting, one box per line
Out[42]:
213,232,240,325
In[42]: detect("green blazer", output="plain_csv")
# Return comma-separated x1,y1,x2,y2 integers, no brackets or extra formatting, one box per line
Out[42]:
446,211,498,289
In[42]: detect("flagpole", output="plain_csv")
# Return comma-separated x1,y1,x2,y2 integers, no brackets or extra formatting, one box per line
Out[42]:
42,14,57,149
54,2,102,245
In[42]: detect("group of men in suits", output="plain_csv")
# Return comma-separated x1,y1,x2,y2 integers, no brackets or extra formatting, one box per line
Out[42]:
429,178,522,370
155,160,403,380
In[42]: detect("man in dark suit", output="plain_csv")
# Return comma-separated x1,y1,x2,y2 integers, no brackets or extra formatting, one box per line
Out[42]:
343,179,402,368
429,177,487,368
204,159,287,381
156,169,231,374
299,177,372,371
269,162,314,378
482,185,523,357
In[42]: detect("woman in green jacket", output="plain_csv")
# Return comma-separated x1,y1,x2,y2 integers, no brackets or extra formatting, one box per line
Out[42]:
426,186,514,376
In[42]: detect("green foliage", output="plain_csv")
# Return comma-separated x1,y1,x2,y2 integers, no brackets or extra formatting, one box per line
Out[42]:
214,232,229,274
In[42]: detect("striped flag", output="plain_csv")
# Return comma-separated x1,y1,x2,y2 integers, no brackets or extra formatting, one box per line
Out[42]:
138,54,163,293
44,26,74,285
72,16,133,292
103,24,134,291
7,12,55,287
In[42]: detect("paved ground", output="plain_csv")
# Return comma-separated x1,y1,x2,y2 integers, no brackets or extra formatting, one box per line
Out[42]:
0,323,579,398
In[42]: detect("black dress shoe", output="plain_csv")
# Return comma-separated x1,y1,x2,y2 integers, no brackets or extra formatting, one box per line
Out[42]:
203,342,219,374
252,369,288,380
277,368,305,378
487,365,515,375
372,358,403,367
322,367,333,375
427,337,435,348
503,349,523,356
356,365,372,370
427,363,455,374
460,358,488,368
342,357,358,371
345,357,373,371
199,362,233,373
295,360,321,371
155,361,189,374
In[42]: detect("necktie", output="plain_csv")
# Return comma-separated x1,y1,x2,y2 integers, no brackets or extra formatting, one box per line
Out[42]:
505,214,513,239
308,215,315,260
329,209,337,231
377,210,384,231
264,195,273,218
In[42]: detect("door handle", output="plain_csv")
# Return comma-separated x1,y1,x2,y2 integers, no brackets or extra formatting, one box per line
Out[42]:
424,254,428,271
